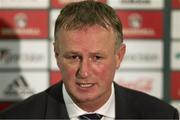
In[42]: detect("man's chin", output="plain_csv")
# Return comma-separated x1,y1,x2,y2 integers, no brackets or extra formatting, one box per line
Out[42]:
72,95,97,104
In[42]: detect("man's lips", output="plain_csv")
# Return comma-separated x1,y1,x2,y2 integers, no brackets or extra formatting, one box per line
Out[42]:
77,83,95,88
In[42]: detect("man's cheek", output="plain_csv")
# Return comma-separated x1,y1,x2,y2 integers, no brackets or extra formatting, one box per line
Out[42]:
95,64,115,79
62,66,76,77
61,69,76,83
94,65,108,77
68,69,76,77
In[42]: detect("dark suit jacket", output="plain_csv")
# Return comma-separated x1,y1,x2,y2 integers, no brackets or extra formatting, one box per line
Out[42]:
0,82,179,119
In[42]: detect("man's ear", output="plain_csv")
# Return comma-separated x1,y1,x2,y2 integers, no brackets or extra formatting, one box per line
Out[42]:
53,42,59,59
115,43,126,69
53,42,62,69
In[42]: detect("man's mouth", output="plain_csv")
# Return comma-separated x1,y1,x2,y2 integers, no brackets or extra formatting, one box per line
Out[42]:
78,83,94,88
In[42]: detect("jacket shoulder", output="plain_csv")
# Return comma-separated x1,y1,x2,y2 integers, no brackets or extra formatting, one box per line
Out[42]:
0,82,62,119
0,91,47,118
114,82,179,119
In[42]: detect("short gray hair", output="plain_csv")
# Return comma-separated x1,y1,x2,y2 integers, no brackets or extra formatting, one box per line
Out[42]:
54,0,123,50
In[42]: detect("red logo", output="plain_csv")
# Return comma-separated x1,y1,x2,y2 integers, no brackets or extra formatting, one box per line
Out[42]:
0,10,48,39
116,11,163,39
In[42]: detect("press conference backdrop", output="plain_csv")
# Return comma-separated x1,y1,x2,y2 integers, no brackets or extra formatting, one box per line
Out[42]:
0,0,180,113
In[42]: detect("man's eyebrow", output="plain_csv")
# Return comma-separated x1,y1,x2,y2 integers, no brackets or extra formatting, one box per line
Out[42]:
63,51,82,55
89,52,104,56
63,50,106,55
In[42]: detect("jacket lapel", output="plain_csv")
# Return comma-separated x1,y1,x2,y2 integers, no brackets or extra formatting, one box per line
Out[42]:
114,82,139,119
45,82,69,119
44,82,139,119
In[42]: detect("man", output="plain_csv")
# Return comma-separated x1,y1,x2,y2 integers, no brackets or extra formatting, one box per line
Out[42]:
0,0,179,119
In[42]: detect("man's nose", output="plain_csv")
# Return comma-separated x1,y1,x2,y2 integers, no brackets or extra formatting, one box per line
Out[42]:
77,59,90,78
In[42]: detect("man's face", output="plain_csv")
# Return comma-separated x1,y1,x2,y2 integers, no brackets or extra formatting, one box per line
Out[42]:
54,25,125,111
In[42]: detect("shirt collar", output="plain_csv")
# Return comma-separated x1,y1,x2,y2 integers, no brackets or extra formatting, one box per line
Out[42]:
62,83,115,119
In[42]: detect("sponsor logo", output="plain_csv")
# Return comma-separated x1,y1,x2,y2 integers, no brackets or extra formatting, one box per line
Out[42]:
0,11,48,38
0,48,44,65
124,13,155,37
128,13,142,28
124,53,158,62
2,13,40,37
14,13,28,28
117,11,163,38
118,78,153,93
4,75,34,96
120,41,163,69
114,71,163,98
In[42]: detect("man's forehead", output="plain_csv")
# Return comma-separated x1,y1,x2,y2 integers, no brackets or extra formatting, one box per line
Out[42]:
58,24,114,34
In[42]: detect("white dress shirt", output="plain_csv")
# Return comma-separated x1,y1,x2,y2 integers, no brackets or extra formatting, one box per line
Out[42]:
63,83,115,120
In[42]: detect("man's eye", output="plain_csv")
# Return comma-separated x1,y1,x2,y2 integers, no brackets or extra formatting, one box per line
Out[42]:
68,55,80,60
72,55,79,59
93,56,103,61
